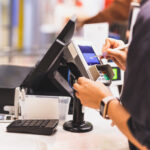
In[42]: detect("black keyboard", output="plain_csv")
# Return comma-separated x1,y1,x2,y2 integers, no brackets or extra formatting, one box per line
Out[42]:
7,119,59,135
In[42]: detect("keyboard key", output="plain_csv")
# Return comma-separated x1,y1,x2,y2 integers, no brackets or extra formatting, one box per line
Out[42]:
46,120,58,128
40,120,49,127
7,119,59,135
34,120,43,127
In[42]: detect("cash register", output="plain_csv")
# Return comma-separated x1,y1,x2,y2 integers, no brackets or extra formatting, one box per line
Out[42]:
5,16,115,135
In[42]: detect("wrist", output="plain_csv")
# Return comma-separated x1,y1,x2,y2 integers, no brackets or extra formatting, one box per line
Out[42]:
99,96,116,119
97,93,112,110
107,99,120,119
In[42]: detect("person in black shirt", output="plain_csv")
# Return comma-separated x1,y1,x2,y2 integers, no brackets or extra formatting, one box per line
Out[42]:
73,0,150,149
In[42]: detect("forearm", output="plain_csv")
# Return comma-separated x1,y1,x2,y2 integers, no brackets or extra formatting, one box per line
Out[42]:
107,99,147,150
83,0,131,24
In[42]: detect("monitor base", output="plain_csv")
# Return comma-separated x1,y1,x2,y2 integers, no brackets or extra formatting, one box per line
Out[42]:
63,120,93,133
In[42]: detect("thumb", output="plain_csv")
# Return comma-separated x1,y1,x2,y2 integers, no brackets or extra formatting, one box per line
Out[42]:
105,49,121,59
102,38,111,52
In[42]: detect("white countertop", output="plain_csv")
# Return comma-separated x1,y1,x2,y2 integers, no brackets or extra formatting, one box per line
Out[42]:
0,108,129,150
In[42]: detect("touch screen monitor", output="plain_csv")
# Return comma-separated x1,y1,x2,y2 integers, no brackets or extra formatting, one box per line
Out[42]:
79,45,100,65
66,40,105,81
21,16,76,96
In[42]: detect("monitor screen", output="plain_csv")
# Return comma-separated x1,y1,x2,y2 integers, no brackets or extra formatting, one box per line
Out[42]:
21,16,76,90
78,45,100,65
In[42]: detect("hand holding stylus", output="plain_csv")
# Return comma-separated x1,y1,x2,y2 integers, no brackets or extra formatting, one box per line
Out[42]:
102,43,129,58
92,44,129,58
101,38,129,71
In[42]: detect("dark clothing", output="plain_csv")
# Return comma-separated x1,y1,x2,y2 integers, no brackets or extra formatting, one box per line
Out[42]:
129,140,139,150
141,0,150,5
120,0,150,148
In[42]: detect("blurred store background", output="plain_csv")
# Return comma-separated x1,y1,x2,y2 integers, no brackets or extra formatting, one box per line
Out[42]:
0,0,125,66
0,1,130,149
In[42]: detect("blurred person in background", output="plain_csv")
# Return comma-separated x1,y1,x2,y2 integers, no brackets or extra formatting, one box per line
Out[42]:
78,0,141,41
74,0,150,149
78,0,132,27
78,0,140,26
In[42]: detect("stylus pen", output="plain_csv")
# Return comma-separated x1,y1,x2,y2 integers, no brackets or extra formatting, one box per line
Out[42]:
93,43,129,58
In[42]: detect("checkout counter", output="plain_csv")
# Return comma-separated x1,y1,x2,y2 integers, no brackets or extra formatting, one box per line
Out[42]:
0,17,127,149
0,108,128,150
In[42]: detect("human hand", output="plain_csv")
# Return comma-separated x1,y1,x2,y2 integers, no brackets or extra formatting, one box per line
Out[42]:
111,121,115,127
73,77,112,109
101,38,128,71
76,17,90,30
76,18,86,30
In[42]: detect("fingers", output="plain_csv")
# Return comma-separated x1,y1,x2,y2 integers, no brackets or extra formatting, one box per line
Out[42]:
113,57,126,70
73,77,90,98
102,38,111,53
111,121,115,127
102,38,124,54
73,82,81,99
76,20,84,30
107,49,121,58
73,77,88,91
75,91,80,99
101,49,121,60
77,77,89,84
104,38,119,49
77,77,85,84
73,82,80,91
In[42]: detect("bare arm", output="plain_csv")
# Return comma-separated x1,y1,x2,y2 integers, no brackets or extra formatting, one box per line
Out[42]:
108,99,148,150
74,77,148,150
74,37,148,149
82,0,132,24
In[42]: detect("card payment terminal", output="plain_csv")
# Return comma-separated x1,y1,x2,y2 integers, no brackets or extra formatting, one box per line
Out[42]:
64,40,114,85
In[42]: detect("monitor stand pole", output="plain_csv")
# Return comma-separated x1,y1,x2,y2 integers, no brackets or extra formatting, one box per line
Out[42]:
63,92,93,133
63,62,93,132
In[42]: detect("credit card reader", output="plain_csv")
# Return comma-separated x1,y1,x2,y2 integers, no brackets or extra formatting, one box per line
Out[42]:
64,40,114,85
63,40,114,133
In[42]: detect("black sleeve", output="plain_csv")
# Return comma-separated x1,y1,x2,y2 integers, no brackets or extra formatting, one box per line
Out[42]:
127,118,150,148
120,1,150,147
